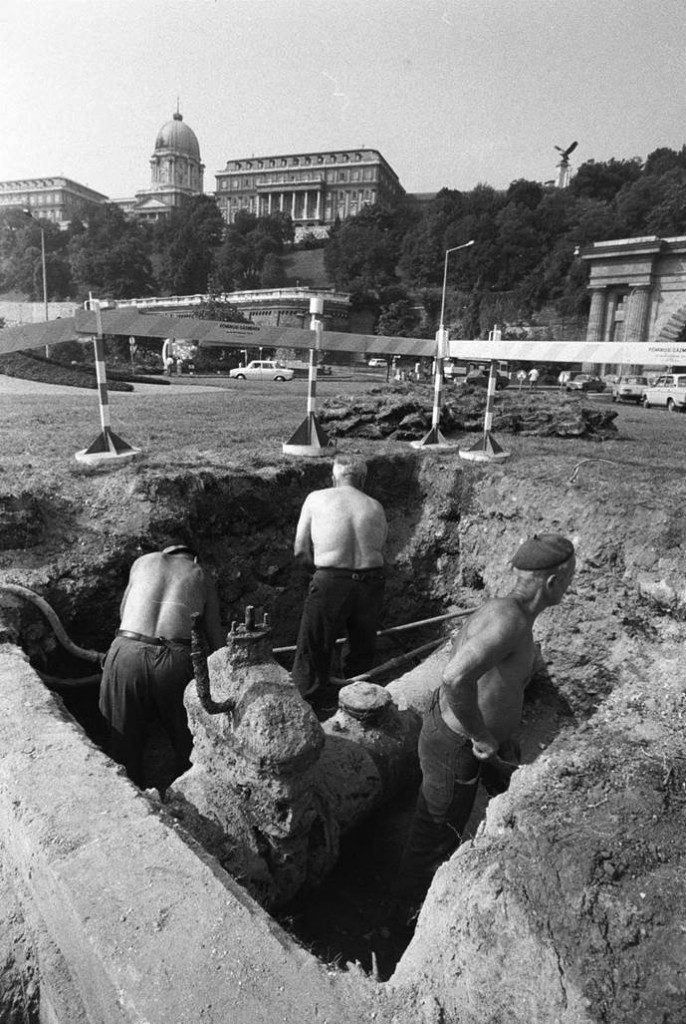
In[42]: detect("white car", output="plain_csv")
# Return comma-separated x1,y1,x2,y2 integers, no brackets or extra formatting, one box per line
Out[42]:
229,360,294,381
641,373,686,412
367,358,387,368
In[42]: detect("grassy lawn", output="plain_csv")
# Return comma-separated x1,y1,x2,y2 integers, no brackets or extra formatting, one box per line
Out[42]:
2,374,686,496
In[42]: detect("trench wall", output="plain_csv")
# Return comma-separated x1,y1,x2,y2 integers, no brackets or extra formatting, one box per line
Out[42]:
4,450,686,1022
0,644,381,1024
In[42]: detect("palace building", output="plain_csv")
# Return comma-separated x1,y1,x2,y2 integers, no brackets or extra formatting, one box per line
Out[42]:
214,148,404,238
0,176,108,227
111,109,205,222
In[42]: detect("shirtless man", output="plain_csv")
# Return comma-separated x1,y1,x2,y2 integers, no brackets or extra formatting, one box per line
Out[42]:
397,533,575,913
99,541,223,787
291,455,388,698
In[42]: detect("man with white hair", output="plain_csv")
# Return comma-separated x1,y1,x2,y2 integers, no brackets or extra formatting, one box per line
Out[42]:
397,533,576,914
291,455,388,699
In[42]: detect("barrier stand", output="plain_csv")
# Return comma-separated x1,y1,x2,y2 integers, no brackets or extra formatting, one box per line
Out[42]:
411,326,453,448
459,359,510,462
74,299,142,466
282,296,336,457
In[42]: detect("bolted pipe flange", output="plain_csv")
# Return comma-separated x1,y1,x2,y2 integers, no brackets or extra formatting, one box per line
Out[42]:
337,681,393,726
225,606,274,667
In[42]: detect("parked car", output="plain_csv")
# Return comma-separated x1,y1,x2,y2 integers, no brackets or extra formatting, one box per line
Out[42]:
460,369,510,390
318,364,332,376
611,375,648,404
641,373,686,412
229,360,294,381
565,374,606,393
367,358,387,368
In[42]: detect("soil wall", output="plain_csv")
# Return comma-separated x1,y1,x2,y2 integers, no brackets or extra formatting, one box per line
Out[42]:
2,447,686,1021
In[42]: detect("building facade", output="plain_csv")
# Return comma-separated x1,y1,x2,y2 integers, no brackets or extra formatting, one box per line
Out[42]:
113,286,352,331
581,235,686,361
111,110,205,222
0,177,108,227
214,148,404,237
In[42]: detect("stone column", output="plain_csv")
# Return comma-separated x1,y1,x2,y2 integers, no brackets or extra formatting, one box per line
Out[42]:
291,192,296,219
624,285,652,345
315,190,321,221
267,193,272,215
586,288,606,343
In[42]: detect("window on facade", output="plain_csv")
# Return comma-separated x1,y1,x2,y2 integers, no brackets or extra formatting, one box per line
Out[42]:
330,155,337,163
317,156,323,164
281,159,287,166
236,162,242,170
339,171,347,182
293,158,299,166
355,153,362,161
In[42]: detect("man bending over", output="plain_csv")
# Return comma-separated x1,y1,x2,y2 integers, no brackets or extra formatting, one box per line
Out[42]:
99,540,224,787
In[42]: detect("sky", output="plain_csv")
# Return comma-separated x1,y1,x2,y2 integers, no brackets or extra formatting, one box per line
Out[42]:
2,0,686,201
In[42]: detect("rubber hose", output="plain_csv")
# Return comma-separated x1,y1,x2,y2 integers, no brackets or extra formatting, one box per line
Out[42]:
0,582,105,665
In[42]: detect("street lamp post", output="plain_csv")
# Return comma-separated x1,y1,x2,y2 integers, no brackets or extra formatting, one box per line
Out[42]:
414,239,474,448
22,208,49,357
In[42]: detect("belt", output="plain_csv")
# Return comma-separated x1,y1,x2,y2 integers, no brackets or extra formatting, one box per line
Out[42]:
315,566,385,581
116,629,192,647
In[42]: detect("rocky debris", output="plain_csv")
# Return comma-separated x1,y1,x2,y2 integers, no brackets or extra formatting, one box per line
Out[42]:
318,383,617,441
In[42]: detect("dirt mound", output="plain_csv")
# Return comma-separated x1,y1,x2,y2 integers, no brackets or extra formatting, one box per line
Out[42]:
318,384,617,441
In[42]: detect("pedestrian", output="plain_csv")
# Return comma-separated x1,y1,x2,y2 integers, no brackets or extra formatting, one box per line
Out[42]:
99,539,224,788
291,455,388,699
528,366,540,390
558,370,570,388
516,369,527,389
396,534,576,917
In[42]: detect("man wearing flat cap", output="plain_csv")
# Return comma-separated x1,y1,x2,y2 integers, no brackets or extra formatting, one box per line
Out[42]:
397,533,575,914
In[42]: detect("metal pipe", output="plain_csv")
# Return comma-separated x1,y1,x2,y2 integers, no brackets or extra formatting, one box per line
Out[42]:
271,607,473,656
344,637,446,683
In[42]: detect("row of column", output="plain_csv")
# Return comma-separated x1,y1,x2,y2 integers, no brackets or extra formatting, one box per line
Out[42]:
259,189,324,221
586,285,652,345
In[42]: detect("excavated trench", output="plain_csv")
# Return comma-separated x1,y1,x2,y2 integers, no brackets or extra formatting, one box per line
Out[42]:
2,448,686,1020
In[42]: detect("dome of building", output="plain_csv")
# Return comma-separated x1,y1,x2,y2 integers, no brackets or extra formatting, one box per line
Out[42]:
154,112,201,161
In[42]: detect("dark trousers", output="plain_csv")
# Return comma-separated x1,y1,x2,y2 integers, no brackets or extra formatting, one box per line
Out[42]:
397,690,518,913
98,635,194,787
292,568,385,695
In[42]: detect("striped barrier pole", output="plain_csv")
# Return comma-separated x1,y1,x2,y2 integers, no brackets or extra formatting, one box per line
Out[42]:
459,357,510,462
74,298,141,464
282,296,335,457
413,327,450,447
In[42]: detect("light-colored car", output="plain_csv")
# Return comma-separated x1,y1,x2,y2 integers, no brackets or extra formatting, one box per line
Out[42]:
641,373,686,412
367,358,387,368
229,360,294,381
611,375,648,404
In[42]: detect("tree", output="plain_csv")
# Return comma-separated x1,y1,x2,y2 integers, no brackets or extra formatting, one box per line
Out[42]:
570,158,642,204
68,205,154,299
324,204,405,293
157,195,225,295
213,211,293,291
0,212,72,299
